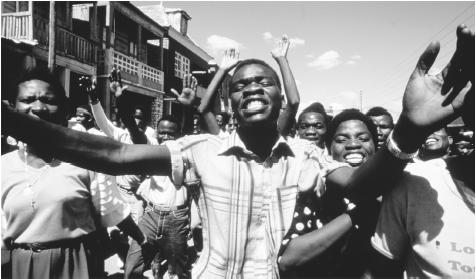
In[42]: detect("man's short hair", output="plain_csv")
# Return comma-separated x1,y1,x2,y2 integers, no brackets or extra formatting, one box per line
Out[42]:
297,102,330,127
232,59,282,90
15,67,67,104
365,106,394,124
157,115,181,132
325,108,378,150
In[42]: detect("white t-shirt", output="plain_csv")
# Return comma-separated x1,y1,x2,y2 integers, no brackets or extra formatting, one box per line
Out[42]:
371,159,474,278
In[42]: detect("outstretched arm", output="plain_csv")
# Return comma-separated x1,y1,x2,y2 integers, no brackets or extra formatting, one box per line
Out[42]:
2,104,171,176
327,25,474,202
272,35,300,136
109,69,148,144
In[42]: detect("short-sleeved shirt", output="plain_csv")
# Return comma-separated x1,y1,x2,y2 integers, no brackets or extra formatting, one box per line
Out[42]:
165,131,346,278
1,150,130,244
371,159,475,278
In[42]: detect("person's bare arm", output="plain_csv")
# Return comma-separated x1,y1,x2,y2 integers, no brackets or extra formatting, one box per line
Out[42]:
79,75,120,139
279,213,352,271
2,104,171,176
109,69,148,144
327,25,474,202
272,35,300,136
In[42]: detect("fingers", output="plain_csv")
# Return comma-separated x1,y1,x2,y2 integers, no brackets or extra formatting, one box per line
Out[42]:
191,76,198,91
447,80,472,112
183,74,191,88
441,25,474,96
414,41,440,76
117,70,123,87
170,88,180,98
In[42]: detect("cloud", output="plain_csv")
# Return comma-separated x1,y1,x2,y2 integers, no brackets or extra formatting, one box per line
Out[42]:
305,54,315,59
206,35,243,55
263,32,273,40
290,38,305,47
262,32,305,48
346,54,362,66
308,50,341,70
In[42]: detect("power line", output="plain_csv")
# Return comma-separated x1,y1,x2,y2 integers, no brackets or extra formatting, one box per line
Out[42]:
370,3,474,95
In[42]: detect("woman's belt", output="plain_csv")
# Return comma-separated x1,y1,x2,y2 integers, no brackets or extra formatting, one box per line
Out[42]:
9,235,89,252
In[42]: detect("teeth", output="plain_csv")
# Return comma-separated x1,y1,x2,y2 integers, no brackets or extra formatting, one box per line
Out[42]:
246,100,265,110
425,138,437,144
344,153,364,165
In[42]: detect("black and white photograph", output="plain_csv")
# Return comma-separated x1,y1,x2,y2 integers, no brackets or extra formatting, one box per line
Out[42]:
1,1,474,278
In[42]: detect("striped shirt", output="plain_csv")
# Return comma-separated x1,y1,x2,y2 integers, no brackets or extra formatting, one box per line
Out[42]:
166,131,346,278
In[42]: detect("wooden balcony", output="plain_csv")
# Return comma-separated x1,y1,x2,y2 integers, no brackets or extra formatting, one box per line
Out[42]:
34,16,96,65
113,50,164,93
1,12,33,42
1,13,96,65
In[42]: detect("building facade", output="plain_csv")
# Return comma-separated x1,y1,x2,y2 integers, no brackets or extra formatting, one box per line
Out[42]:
2,1,220,132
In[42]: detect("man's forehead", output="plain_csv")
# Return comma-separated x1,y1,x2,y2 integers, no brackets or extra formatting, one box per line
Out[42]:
232,63,276,82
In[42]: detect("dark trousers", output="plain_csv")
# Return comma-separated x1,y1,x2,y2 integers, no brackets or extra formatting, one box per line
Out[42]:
124,206,191,279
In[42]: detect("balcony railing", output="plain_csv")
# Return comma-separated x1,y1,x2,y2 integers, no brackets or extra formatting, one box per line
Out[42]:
33,16,96,65
55,26,96,64
113,51,164,92
1,12,33,42
2,14,96,65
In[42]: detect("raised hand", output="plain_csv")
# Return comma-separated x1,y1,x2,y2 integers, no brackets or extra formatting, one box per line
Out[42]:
108,67,128,98
398,25,474,148
271,35,290,60
79,75,99,102
220,48,240,72
170,74,198,106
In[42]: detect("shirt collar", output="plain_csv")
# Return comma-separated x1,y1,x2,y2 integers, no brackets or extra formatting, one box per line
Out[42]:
218,130,294,160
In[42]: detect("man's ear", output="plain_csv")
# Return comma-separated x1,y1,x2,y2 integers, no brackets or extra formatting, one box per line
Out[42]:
448,136,453,146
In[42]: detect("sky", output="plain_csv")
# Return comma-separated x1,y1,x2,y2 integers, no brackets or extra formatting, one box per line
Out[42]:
134,1,475,119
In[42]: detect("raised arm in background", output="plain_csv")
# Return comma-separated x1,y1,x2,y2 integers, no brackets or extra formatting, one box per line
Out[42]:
109,68,148,144
272,35,300,137
170,74,198,135
79,75,117,138
326,25,474,203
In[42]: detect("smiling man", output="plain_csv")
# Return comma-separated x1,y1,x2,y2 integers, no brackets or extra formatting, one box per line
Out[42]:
417,127,452,161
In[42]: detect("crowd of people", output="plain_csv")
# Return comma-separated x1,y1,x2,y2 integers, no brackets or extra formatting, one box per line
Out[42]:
1,24,474,279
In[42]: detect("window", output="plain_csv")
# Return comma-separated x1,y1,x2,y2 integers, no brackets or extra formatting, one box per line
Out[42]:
174,52,190,79
2,1,28,13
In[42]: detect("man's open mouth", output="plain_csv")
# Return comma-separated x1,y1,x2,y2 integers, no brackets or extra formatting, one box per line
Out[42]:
242,98,268,114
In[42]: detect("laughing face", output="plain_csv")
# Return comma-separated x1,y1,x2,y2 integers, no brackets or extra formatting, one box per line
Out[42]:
229,63,281,128
420,128,452,157
330,119,376,167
